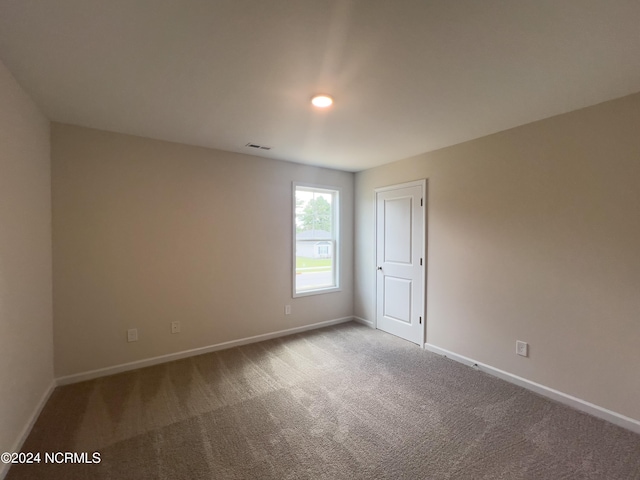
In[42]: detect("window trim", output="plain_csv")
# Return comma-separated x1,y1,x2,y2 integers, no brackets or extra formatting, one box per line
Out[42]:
292,182,341,298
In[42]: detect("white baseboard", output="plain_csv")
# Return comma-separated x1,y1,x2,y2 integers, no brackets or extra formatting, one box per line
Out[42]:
353,316,374,328
57,317,354,386
0,380,56,480
424,343,640,435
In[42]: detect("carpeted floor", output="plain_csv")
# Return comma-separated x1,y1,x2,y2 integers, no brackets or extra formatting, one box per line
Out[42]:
6,322,640,479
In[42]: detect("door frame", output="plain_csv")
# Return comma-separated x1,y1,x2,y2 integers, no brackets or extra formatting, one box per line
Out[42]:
374,179,427,346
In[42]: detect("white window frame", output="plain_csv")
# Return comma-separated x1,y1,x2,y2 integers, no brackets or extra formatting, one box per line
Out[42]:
292,182,341,297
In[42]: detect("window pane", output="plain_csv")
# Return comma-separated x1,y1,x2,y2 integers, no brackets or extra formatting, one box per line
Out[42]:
295,189,333,235
294,185,338,295
296,243,334,292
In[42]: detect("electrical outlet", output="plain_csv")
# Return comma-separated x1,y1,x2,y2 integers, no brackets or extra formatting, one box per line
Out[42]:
516,340,528,357
285,305,291,315
171,321,180,334
127,328,138,342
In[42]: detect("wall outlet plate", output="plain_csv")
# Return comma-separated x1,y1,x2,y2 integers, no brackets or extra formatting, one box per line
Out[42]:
516,340,528,357
171,321,180,334
127,328,138,342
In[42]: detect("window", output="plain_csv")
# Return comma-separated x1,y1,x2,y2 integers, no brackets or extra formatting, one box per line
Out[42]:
293,184,339,296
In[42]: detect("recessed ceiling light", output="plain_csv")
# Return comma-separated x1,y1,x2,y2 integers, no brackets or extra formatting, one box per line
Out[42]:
311,94,333,108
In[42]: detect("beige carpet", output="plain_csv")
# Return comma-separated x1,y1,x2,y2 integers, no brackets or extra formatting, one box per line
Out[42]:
7,322,640,479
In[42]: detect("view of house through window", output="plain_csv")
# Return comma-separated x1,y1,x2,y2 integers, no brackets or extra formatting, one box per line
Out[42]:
294,184,339,296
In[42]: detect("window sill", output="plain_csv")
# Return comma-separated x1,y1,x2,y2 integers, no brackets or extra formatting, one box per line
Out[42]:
293,286,342,298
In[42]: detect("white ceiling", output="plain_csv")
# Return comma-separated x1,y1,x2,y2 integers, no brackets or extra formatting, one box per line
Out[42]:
1,1,640,172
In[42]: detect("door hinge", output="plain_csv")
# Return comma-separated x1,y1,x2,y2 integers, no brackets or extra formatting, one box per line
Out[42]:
419,316,422,324
421,198,423,207
420,258,423,266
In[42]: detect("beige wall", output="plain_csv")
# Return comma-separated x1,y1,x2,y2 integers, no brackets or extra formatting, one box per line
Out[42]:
0,60,53,453
355,93,640,421
52,124,354,377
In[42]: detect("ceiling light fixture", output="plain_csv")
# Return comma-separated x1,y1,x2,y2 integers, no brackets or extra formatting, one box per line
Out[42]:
311,94,334,108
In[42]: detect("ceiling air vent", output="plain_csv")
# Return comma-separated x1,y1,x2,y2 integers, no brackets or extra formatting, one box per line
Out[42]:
245,142,272,151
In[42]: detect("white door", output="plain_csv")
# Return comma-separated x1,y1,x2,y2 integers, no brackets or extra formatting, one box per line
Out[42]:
376,180,425,345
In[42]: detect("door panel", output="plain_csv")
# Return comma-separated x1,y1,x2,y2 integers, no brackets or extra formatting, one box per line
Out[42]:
376,182,424,345
383,276,412,323
384,197,412,264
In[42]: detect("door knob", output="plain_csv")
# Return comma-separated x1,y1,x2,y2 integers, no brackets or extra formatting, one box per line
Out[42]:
377,266,382,270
